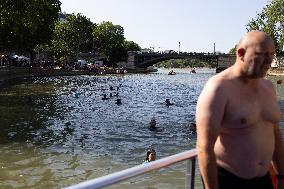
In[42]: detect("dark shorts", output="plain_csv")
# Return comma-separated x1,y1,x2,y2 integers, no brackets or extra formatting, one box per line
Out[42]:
217,166,274,189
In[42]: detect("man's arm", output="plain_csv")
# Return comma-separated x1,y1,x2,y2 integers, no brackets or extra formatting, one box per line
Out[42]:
268,80,284,189
196,78,226,189
273,123,284,189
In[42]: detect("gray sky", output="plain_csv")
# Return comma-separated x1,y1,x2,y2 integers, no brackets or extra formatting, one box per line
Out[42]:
60,0,269,53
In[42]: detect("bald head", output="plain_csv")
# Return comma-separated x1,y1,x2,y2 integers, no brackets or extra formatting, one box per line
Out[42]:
237,30,275,53
235,30,276,78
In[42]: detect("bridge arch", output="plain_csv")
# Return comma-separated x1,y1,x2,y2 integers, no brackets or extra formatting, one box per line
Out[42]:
134,53,219,68
124,52,236,73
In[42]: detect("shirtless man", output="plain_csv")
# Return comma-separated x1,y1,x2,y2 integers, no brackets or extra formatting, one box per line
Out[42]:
196,30,284,189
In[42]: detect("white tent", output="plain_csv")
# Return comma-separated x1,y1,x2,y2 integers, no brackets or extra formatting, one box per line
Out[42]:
12,55,30,61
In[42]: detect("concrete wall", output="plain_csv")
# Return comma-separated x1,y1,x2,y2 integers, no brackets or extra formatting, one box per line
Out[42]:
217,55,235,68
117,55,135,69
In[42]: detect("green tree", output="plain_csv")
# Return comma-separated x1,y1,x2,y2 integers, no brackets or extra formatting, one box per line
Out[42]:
246,0,284,53
65,13,95,56
93,21,125,63
116,40,141,62
0,0,61,60
51,20,74,64
228,46,236,54
124,41,141,52
51,13,95,64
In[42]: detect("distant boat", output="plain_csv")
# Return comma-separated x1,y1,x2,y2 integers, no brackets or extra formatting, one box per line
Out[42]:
115,68,127,74
168,70,176,75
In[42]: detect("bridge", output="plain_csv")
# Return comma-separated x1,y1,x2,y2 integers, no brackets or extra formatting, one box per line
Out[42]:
121,52,236,73
119,52,284,73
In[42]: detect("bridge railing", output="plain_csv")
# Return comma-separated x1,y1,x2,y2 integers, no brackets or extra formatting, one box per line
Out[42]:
64,149,198,189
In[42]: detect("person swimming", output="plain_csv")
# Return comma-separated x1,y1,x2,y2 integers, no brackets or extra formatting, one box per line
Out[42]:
148,117,162,132
116,98,122,105
143,148,156,164
102,94,108,100
148,117,157,131
165,99,174,106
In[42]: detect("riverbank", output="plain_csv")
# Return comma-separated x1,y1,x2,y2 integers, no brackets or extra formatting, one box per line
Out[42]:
0,67,89,87
0,67,158,87
1,67,283,88
267,68,284,76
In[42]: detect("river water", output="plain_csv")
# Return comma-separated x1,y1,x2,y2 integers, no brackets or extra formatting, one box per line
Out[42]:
0,68,283,189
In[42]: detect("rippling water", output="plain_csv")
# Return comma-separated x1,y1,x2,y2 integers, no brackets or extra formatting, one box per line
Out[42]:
0,68,283,189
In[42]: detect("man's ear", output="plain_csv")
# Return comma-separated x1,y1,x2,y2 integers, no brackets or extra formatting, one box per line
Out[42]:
237,48,245,61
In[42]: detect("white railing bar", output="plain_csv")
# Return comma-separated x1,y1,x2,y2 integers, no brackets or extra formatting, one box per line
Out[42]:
65,149,198,189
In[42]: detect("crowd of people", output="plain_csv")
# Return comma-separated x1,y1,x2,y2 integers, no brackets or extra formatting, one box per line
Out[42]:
0,54,127,76
0,55,30,67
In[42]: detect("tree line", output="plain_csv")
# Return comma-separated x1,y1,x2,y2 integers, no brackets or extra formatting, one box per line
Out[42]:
229,0,284,55
0,0,141,66
1,0,282,67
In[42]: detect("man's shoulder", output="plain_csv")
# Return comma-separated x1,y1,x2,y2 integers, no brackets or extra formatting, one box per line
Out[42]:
260,78,276,92
200,75,228,100
205,72,230,88
262,77,274,85
201,70,237,99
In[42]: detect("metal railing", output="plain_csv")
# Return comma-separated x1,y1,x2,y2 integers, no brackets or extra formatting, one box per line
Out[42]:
65,149,198,189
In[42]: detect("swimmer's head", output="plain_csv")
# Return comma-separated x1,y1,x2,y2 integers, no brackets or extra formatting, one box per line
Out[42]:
146,148,156,161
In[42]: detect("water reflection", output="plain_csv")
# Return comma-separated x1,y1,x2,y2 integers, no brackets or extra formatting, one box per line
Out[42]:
0,69,283,188
0,81,59,144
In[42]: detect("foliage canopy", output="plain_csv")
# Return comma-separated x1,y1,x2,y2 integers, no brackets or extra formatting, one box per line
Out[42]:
246,0,284,53
0,0,61,54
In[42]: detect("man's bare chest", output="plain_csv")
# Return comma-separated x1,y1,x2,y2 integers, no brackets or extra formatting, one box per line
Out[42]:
223,91,280,128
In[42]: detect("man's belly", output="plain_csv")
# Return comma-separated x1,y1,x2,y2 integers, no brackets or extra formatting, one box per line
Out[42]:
214,125,275,179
